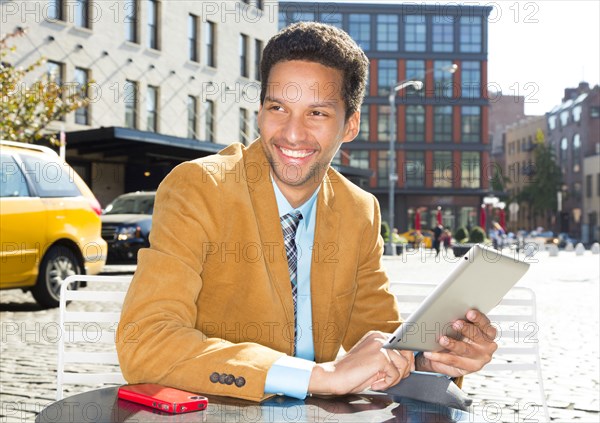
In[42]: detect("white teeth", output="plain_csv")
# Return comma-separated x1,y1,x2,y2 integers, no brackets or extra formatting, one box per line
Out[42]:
280,147,312,158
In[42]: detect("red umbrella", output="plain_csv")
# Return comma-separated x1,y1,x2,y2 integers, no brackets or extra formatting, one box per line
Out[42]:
436,207,442,226
499,209,506,232
479,205,486,229
415,212,421,231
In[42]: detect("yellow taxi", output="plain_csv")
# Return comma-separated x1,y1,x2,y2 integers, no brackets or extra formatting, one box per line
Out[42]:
0,141,107,307
399,229,434,249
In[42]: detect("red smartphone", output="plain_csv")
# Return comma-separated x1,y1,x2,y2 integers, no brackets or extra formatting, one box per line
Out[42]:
117,384,208,414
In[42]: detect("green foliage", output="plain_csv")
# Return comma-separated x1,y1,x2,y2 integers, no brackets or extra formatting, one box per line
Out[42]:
454,227,469,243
517,131,562,223
0,28,90,145
468,226,486,243
381,221,391,242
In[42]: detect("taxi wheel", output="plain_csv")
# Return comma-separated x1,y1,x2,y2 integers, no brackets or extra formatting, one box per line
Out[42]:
32,245,82,308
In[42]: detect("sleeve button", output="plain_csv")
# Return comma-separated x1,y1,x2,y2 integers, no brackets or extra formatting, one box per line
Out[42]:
209,372,220,383
234,376,246,387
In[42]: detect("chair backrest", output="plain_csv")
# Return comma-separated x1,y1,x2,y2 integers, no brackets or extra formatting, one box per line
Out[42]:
57,274,133,400
390,282,549,421
391,282,541,370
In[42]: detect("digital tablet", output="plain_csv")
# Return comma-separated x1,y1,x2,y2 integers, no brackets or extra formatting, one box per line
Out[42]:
384,244,530,352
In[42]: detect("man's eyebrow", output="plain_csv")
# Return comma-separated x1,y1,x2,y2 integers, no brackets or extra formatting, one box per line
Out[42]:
263,96,338,108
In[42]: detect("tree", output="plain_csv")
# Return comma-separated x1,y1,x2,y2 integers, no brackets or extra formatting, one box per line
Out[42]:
517,129,562,228
0,28,90,145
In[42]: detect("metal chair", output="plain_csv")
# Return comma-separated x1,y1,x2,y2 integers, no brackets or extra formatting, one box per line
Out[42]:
390,282,550,422
56,274,132,400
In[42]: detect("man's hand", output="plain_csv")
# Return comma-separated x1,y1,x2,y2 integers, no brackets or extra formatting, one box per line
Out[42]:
416,309,497,377
308,331,414,396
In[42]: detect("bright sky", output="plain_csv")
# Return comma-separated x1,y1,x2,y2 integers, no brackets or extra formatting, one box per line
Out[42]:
287,0,600,115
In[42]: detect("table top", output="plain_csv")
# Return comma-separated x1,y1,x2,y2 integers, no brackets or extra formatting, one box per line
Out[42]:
35,386,481,423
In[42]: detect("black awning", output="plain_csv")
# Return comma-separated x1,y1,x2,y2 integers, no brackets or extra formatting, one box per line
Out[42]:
66,127,223,164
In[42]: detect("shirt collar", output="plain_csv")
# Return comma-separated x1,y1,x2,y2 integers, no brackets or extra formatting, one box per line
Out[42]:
272,177,320,229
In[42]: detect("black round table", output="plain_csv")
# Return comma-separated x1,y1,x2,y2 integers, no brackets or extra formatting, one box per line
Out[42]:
35,387,481,422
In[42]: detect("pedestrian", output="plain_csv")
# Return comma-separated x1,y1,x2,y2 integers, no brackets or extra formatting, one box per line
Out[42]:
433,223,443,256
117,22,498,401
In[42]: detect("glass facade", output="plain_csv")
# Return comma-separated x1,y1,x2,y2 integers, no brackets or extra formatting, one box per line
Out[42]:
377,105,390,142
376,15,398,51
461,106,480,142
433,151,453,188
461,152,480,188
405,151,424,187
432,15,453,52
378,59,397,96
74,67,89,125
460,16,482,53
349,14,371,51
404,15,426,52
434,106,452,142
405,105,425,142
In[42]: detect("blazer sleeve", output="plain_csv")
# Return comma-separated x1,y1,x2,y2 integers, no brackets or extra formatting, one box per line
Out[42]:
341,195,402,351
116,162,285,402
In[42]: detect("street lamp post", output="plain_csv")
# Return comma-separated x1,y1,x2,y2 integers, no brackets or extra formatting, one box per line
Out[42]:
387,64,457,255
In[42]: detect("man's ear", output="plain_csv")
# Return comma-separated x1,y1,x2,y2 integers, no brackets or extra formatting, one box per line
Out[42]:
342,110,360,143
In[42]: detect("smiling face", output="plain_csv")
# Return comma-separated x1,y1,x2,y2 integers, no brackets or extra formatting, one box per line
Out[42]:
258,60,359,206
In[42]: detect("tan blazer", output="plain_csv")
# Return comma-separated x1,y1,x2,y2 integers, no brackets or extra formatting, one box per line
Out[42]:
116,140,401,401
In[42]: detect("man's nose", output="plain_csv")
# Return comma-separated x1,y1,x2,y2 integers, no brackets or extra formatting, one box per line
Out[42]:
281,114,309,144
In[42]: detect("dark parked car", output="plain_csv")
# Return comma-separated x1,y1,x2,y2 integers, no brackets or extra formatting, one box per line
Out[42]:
101,192,155,263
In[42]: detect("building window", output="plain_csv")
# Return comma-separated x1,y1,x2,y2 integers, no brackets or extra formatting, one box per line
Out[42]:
377,105,390,142
125,0,138,43
240,107,249,145
461,61,480,99
572,133,581,172
573,105,582,122
74,67,89,125
147,0,159,49
278,11,287,30
548,115,557,131
405,151,424,188
434,60,454,98
46,60,63,87
146,85,158,132
254,110,259,139
205,21,216,67
321,12,342,28
187,95,197,138
255,39,262,81
460,16,481,53
48,0,63,20
124,80,138,129
591,106,600,118
204,100,215,141
349,150,369,169
404,15,426,52
74,0,89,28
597,173,600,196
461,152,480,188
357,104,369,141
560,110,569,127
586,174,592,198
256,0,263,10
433,151,453,188
462,106,480,142
432,15,454,52
377,150,389,187
376,14,398,51
188,14,198,62
348,14,370,51
378,59,397,96
240,34,249,77
406,105,425,142
405,60,425,97
434,106,452,142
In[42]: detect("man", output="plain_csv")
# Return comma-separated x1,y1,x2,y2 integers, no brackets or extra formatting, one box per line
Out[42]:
117,22,497,402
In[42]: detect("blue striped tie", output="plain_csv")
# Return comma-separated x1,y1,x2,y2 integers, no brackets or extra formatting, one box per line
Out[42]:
280,211,302,354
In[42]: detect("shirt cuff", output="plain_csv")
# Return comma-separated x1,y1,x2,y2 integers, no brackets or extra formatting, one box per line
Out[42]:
264,355,315,399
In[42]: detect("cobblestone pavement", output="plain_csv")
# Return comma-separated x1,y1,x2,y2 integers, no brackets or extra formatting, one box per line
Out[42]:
1,253,598,422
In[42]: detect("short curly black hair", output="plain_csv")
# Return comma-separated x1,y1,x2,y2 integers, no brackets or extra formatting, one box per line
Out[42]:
260,22,369,120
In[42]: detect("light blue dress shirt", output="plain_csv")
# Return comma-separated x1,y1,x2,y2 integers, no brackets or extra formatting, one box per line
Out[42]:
264,180,320,399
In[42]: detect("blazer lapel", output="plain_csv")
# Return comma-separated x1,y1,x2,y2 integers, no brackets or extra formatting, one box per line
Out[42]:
244,141,295,349
311,168,341,361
